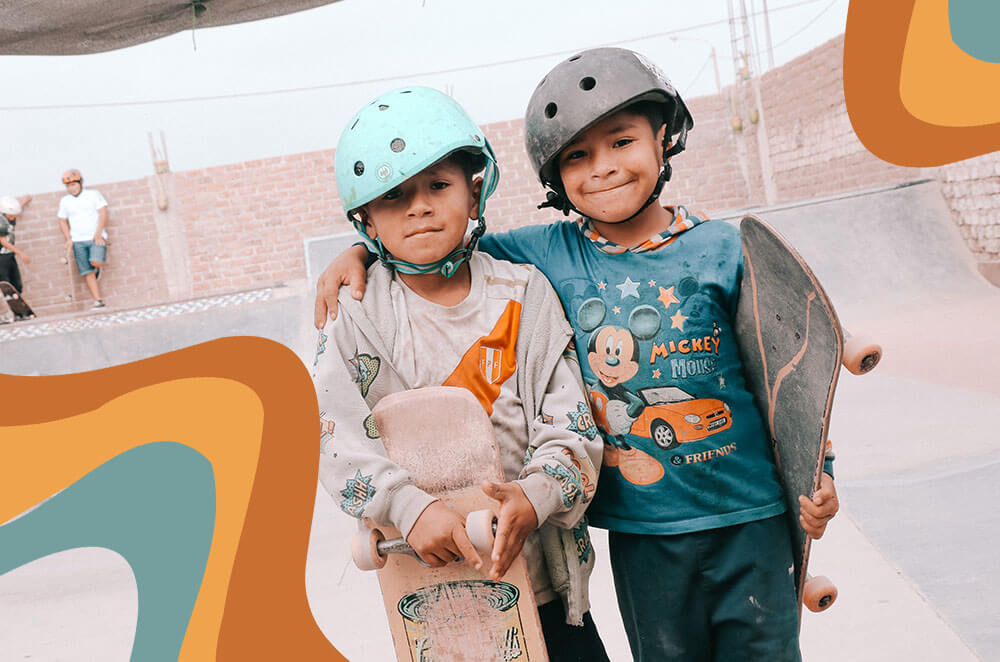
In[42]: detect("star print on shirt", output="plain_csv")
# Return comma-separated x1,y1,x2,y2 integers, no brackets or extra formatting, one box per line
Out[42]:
566,401,599,440
657,286,679,310
670,309,688,331
652,369,661,379
648,280,656,287
616,276,640,299
597,281,607,290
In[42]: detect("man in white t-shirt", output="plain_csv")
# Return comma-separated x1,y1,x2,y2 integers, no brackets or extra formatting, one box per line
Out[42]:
57,169,108,308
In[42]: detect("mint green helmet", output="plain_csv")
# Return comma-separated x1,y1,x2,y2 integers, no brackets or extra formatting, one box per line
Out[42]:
334,86,500,277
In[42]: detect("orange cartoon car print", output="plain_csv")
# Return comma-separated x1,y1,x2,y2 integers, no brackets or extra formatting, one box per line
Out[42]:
628,386,732,450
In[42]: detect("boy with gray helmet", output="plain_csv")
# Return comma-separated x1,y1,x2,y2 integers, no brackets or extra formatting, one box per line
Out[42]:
311,86,609,660
315,47,840,661
0,195,33,294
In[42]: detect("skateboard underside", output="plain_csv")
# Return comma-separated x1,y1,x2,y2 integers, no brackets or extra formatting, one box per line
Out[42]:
370,486,545,662
733,216,843,609
0,281,34,321
370,387,548,661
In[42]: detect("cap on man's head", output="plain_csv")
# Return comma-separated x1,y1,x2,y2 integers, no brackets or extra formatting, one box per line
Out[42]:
62,169,83,184
0,196,22,216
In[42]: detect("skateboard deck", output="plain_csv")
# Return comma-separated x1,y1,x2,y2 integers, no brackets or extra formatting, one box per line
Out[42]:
359,386,547,662
0,281,34,322
734,215,880,618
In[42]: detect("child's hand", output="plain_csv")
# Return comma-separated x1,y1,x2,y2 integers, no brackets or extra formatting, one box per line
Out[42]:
481,480,539,581
406,500,482,569
313,244,371,328
798,472,839,539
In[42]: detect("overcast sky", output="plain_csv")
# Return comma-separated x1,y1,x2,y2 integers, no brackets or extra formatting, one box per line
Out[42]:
0,0,848,195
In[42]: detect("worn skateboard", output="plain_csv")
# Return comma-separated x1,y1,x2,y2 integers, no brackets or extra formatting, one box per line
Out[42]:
352,386,548,662
734,215,881,618
0,281,34,322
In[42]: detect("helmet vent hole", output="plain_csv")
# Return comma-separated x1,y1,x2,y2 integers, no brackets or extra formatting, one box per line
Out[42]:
354,161,365,176
378,104,389,111
350,118,359,130
568,54,582,62
400,90,412,94
390,138,406,153
544,103,558,119
579,77,596,91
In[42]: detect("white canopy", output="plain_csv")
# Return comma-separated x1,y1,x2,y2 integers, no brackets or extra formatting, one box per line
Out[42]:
0,0,341,55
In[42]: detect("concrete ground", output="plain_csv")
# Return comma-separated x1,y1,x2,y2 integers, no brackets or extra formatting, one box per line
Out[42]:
0,181,995,660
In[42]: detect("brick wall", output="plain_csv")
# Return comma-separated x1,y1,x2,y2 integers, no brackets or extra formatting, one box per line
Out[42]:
938,153,1000,261
174,152,349,294
11,34,998,315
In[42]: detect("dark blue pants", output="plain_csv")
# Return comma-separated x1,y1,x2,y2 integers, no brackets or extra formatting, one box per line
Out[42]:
538,600,610,662
609,515,801,662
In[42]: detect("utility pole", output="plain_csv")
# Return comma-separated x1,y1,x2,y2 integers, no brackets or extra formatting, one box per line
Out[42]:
727,0,753,202
761,0,776,70
739,0,777,205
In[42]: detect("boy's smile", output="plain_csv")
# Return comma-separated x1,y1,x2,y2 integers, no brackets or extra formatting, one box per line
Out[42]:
362,159,481,268
558,110,671,244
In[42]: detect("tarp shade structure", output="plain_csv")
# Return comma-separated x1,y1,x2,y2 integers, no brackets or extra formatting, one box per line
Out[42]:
0,0,342,55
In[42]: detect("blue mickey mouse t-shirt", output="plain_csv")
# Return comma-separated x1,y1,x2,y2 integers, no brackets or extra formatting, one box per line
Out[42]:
479,211,786,534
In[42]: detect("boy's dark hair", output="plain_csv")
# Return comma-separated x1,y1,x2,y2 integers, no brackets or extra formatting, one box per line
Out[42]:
624,100,667,135
446,149,487,180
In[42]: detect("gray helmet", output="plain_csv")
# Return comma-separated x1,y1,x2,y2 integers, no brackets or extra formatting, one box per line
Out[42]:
525,47,693,216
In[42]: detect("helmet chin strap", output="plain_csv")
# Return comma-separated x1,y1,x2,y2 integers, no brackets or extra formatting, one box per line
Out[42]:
351,213,486,278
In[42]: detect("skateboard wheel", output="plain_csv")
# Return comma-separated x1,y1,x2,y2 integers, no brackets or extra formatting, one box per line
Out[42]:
843,334,881,375
351,528,387,571
466,509,497,558
803,574,838,612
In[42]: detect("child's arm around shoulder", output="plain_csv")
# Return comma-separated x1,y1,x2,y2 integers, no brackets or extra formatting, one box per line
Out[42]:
476,222,555,267
314,223,562,327
314,244,372,328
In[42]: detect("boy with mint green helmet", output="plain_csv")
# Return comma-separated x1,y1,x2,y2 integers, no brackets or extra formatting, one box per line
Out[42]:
314,86,610,661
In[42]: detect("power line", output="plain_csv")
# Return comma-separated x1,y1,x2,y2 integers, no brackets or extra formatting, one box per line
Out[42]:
682,53,714,93
0,0,830,111
768,0,840,51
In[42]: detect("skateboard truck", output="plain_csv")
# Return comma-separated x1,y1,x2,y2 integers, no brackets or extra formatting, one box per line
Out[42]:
351,509,498,572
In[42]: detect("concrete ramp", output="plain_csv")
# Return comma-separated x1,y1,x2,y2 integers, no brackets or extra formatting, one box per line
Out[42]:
722,181,1000,660
721,180,995,322
0,285,317,377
